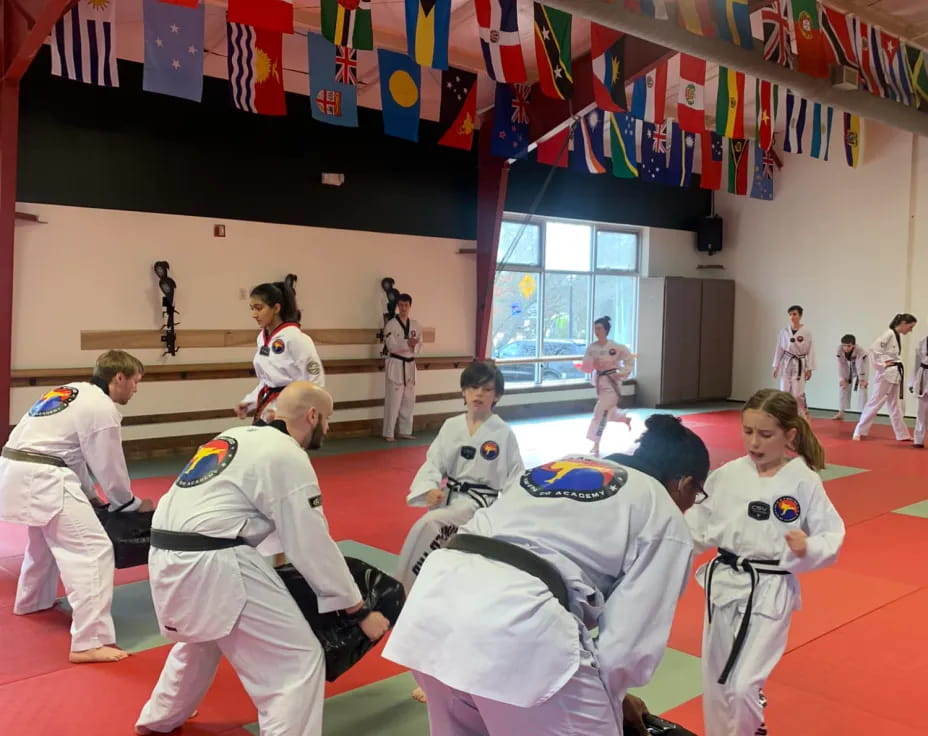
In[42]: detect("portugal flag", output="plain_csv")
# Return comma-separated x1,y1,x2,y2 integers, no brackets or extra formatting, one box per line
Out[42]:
437,67,477,150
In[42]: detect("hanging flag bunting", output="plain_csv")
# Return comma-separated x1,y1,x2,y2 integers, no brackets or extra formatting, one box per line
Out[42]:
227,22,286,115
906,45,928,113
491,83,531,159
591,25,626,112
228,0,293,34
475,0,527,83
625,0,670,20
533,3,572,100
50,0,119,87
700,131,723,190
666,122,696,187
784,90,807,153
727,137,749,195
711,0,753,49
405,0,451,70
762,0,791,67
569,110,607,174
321,0,372,50
715,66,745,138
755,79,778,151
437,67,477,150
537,128,570,167
308,33,358,128
857,22,891,99
143,0,204,102
750,143,775,200
843,112,860,167
677,54,706,132
790,0,828,77
610,113,640,178
630,63,667,122
809,103,833,160
677,0,715,37
378,49,422,142
820,5,858,71
880,32,912,105
640,121,670,183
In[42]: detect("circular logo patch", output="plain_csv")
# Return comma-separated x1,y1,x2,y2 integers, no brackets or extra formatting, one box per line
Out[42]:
774,495,801,523
271,339,285,355
521,459,627,502
480,441,500,460
28,386,78,417
176,437,238,488
798,10,813,39
307,359,321,376
609,349,617,356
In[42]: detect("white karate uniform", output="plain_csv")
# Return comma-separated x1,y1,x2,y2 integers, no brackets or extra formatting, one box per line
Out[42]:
685,456,845,736
384,455,694,735
0,380,141,652
772,326,816,414
910,337,928,445
853,329,911,440
395,414,524,592
582,341,634,445
382,316,422,439
136,423,361,736
240,323,325,423
836,344,869,412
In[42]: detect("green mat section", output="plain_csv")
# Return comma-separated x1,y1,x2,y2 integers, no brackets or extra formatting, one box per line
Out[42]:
818,464,869,482
337,541,399,575
893,500,928,519
628,647,702,713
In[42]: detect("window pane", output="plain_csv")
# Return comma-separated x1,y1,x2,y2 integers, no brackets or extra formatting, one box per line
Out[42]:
542,274,590,386
593,275,638,356
596,231,638,271
491,271,540,388
545,222,591,271
497,221,541,266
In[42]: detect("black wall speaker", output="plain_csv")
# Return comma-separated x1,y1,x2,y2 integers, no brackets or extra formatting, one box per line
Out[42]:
696,215,723,254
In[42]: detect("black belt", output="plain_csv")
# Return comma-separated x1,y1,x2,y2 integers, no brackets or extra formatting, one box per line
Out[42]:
446,534,569,611
785,352,805,379
388,353,415,363
894,362,905,399
150,529,247,552
253,384,286,425
706,548,790,685
445,478,499,509
1,446,67,467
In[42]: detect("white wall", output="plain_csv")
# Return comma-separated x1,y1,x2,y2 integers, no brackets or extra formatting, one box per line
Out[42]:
643,226,729,279
713,119,928,416
11,204,479,436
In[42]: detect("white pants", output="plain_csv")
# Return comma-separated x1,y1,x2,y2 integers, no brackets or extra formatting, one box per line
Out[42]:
915,395,928,445
414,649,622,736
701,601,790,736
14,489,116,652
384,378,416,439
853,379,910,440
395,495,483,593
838,382,867,413
587,379,627,445
136,554,326,736
778,373,808,416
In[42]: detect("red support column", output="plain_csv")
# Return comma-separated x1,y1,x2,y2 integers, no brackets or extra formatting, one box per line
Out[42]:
474,113,510,360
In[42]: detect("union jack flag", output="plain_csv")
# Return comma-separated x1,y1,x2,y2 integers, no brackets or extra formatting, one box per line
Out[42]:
761,149,776,178
510,83,530,124
316,89,342,116
651,121,667,153
335,45,357,85
762,0,791,67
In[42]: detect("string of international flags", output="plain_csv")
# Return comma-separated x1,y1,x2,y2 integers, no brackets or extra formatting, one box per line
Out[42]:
48,0,928,201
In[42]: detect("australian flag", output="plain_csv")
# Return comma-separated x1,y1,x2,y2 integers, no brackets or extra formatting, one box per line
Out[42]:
491,83,531,159
142,0,205,102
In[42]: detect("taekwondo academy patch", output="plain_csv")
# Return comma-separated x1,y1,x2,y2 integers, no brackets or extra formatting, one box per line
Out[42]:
521,459,628,502
271,338,286,355
28,386,78,417
480,441,500,460
307,360,321,376
773,496,801,523
309,495,322,509
460,446,476,460
748,501,771,521
796,336,804,343
176,437,238,488
609,349,617,356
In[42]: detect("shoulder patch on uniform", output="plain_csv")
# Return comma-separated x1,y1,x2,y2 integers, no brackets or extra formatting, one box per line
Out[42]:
271,338,286,355
480,441,500,460
309,495,322,508
748,501,771,521
773,496,801,522
307,359,321,376
521,458,627,502
28,386,79,417
176,437,238,488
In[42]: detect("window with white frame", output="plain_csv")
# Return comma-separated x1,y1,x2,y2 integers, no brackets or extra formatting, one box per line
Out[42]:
491,215,640,387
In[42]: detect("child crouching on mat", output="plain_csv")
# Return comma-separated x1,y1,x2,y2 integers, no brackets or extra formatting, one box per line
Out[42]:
685,388,845,736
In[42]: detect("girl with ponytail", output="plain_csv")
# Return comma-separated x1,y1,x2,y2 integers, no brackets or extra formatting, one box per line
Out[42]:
235,274,325,423
685,388,845,736
852,313,917,441
582,315,635,455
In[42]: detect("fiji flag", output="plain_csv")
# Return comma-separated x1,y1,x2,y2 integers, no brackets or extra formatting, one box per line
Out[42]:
308,33,358,128
379,49,422,141
143,0,204,102
569,111,607,174
750,143,775,200
491,83,531,159
405,0,451,70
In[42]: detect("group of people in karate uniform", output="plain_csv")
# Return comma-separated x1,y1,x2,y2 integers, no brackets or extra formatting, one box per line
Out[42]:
10,278,913,736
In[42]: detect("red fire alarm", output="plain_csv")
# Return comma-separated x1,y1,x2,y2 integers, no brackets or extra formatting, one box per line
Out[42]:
214,224,226,237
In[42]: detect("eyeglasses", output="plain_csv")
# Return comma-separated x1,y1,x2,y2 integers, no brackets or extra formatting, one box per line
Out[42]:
692,481,708,505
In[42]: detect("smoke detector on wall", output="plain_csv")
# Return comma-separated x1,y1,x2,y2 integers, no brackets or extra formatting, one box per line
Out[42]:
321,172,345,186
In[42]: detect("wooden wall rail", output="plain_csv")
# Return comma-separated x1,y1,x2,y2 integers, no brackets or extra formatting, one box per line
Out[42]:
80,327,437,351
10,356,474,388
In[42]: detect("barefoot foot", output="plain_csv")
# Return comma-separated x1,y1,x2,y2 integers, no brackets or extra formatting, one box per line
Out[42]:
831,413,844,421
69,645,129,663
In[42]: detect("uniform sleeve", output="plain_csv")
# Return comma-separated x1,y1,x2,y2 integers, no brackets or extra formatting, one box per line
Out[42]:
384,320,407,356
595,535,693,701
79,425,141,512
240,383,261,412
684,468,720,555
501,429,525,491
581,344,596,374
772,332,784,369
806,332,816,371
292,333,326,387
407,427,448,506
254,464,361,613
73,459,99,501
619,345,636,378
413,320,424,357
779,478,845,574
858,350,870,380
871,332,894,366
